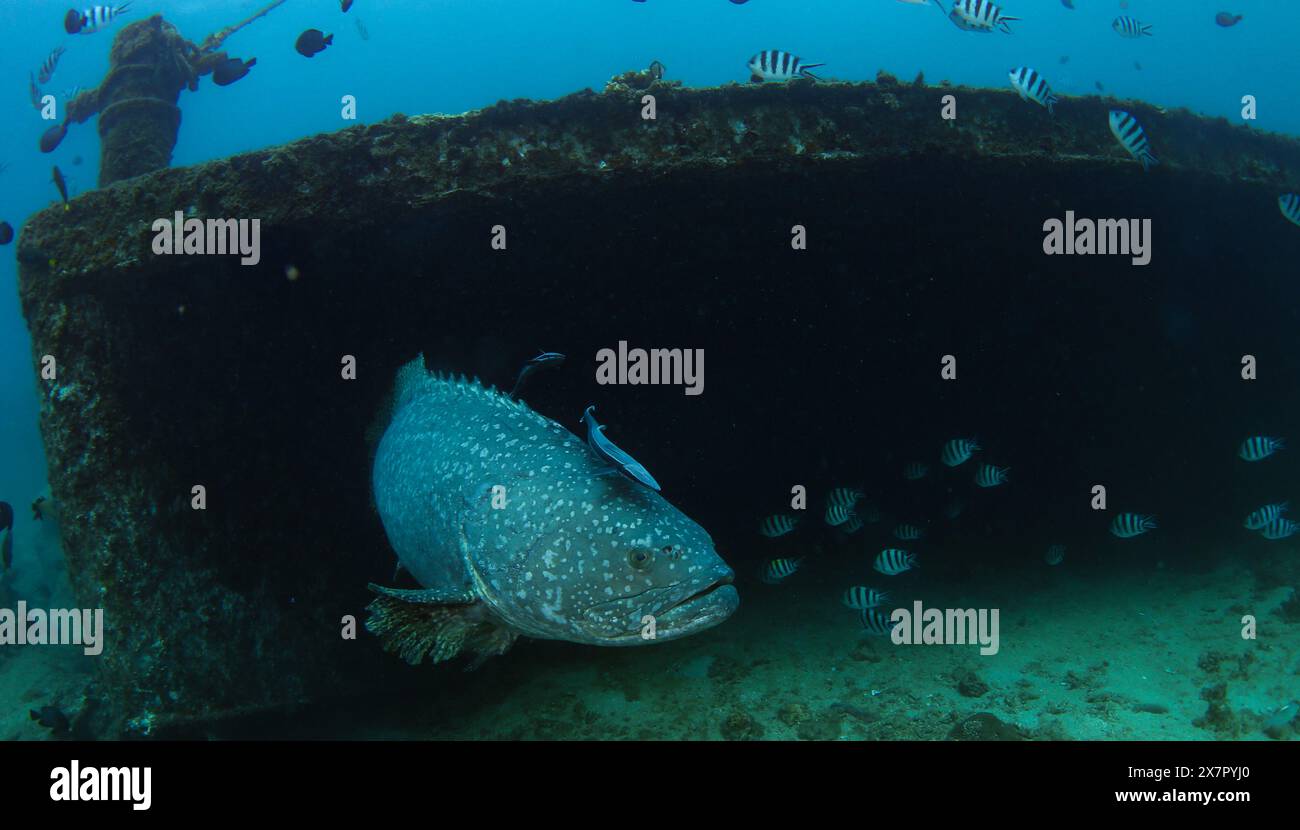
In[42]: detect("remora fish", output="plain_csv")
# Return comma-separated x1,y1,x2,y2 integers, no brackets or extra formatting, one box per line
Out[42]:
367,356,738,667
581,405,661,491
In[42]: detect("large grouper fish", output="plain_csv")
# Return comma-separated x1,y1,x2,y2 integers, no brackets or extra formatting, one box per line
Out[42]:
366,356,739,668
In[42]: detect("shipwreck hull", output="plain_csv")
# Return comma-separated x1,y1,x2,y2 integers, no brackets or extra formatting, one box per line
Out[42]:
16,76,1300,736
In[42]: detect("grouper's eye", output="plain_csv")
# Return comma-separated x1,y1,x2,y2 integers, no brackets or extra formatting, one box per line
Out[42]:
628,548,655,571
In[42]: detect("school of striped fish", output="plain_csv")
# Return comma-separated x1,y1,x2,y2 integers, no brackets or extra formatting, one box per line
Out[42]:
755,425,1293,634
745,12,1297,636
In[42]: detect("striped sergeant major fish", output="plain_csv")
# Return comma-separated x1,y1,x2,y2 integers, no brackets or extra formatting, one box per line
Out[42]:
1239,435,1284,462
824,502,855,527
1044,544,1065,566
1008,67,1058,114
1110,512,1156,539
1112,16,1153,38
893,523,925,541
1279,194,1300,228
1108,110,1158,172
580,405,661,491
747,51,824,83
66,3,131,34
1244,503,1288,531
874,548,917,575
843,586,889,610
827,487,863,510
759,513,800,538
903,461,929,481
973,464,1009,488
940,438,980,467
38,47,66,85
1259,517,1300,541
946,0,1019,34
761,557,802,584
861,607,900,637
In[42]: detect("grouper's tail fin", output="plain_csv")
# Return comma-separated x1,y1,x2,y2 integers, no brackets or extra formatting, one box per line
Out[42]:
365,583,519,670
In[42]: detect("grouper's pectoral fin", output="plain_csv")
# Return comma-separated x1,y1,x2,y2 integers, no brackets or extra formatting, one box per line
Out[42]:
364,583,518,670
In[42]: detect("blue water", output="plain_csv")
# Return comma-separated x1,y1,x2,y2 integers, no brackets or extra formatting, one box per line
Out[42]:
0,0,1293,574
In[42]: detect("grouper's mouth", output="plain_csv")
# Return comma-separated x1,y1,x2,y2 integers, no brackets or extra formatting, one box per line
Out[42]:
580,573,739,644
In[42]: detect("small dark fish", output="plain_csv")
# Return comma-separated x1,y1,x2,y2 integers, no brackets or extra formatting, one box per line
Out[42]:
295,29,333,58
38,46,66,85
32,497,48,520
1134,61,1143,71
1095,80,1105,92
1058,55,1070,64
212,57,257,86
52,166,70,210
29,73,41,110
72,155,83,166
30,706,71,735
355,18,369,40
0,222,13,246
1215,12,1243,27
648,60,666,81
39,122,67,153
0,501,12,532
510,350,565,398
341,0,354,11
1060,0,1075,8
581,405,661,492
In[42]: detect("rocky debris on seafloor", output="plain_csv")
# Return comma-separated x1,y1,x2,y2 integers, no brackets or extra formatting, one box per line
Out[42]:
955,669,989,698
1063,661,1109,691
777,701,809,727
1276,589,1300,623
797,711,844,741
1192,683,1244,739
947,712,1026,741
719,708,765,741
1197,649,1254,679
